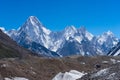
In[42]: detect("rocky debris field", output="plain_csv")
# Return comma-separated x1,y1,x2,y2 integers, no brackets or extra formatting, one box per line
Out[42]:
0,56,119,80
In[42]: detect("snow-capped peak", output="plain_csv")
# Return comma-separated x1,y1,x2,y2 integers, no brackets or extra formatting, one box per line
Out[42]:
27,16,51,34
103,30,114,37
64,25,77,40
78,26,86,32
0,27,7,34
28,16,41,25
98,31,115,41
19,16,51,35
106,30,113,35
0,27,5,31
65,25,77,31
85,31,94,41
78,26,94,41
97,30,118,46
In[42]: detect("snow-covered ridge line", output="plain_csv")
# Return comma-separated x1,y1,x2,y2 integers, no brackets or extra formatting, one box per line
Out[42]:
2,16,119,57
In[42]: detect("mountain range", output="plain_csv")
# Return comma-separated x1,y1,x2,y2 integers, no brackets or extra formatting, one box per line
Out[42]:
1,16,119,57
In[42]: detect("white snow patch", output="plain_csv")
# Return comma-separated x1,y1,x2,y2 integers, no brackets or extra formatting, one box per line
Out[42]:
107,73,116,79
52,70,85,80
74,36,83,43
106,30,113,35
50,40,63,52
81,51,85,56
91,68,109,78
42,27,51,35
102,61,109,64
113,41,118,45
97,35,106,45
85,31,93,41
117,60,120,63
4,77,29,80
80,62,85,65
0,27,7,33
97,49,103,55
86,52,90,55
1,64,8,68
113,49,120,56
0,27,5,31
33,25,39,37
110,59,116,64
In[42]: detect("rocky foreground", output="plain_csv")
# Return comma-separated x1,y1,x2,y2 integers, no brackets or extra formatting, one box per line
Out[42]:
0,56,119,80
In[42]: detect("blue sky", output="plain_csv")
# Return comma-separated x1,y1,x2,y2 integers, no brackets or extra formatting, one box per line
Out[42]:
1,0,120,37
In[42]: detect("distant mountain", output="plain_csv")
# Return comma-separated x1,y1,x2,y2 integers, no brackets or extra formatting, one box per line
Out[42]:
0,29,34,58
7,16,59,57
92,31,119,55
6,16,119,57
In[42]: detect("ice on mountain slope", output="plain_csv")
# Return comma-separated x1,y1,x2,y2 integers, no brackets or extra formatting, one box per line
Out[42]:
63,26,77,40
50,39,63,52
108,42,120,56
52,70,85,80
85,31,93,41
113,49,120,56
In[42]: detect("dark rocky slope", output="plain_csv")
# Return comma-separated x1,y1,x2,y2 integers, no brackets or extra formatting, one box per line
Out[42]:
0,29,35,58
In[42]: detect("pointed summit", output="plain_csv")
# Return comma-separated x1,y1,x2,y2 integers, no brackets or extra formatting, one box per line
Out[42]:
64,25,77,33
65,25,76,31
19,16,51,35
29,16,36,18
63,25,77,40
19,16,43,35
26,16,42,26
16,16,51,49
104,30,114,36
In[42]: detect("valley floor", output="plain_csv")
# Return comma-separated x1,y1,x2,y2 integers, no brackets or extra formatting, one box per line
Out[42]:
0,56,120,80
